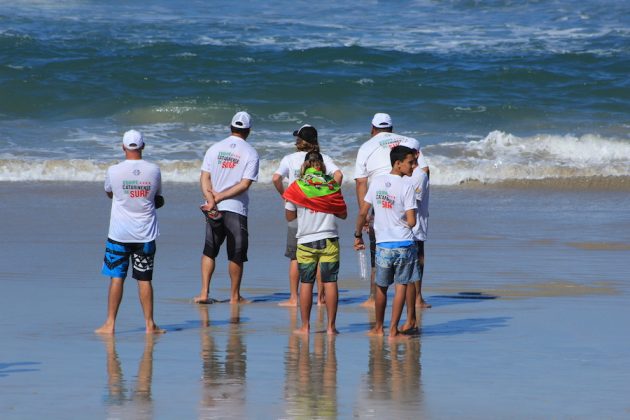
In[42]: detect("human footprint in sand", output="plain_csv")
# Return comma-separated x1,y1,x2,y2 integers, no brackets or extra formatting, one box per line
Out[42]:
96,130,165,335
283,151,347,335
195,112,259,305
354,145,418,340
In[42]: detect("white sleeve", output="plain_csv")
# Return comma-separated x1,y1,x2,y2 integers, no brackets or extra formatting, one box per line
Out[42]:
285,201,297,211
104,168,112,192
242,151,260,181
354,146,368,179
274,155,290,177
417,150,428,169
156,168,162,195
200,148,213,173
364,182,374,205
322,154,340,176
416,171,428,203
403,183,417,211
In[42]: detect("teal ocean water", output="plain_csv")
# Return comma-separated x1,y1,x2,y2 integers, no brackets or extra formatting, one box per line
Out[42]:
1,0,629,184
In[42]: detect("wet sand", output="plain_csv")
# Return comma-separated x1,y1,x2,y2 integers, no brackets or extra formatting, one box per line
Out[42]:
1,181,629,419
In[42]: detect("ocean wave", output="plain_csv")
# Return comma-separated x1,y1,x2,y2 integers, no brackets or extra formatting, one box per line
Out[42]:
3,131,630,188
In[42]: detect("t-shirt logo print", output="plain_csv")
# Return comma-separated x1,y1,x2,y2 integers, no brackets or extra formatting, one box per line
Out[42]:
133,169,141,176
217,151,241,169
376,190,395,209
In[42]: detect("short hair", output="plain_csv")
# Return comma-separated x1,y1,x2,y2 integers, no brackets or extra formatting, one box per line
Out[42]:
390,145,416,167
372,126,393,134
231,126,250,136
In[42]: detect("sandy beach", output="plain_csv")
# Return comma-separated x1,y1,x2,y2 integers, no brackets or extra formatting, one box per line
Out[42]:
0,181,629,419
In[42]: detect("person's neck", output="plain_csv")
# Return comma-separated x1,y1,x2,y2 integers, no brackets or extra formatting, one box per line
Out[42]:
232,133,247,140
390,168,403,177
125,152,142,160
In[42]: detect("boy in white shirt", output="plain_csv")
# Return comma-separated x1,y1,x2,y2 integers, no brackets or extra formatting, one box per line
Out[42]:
284,151,347,335
354,145,418,340
354,113,428,307
272,125,343,307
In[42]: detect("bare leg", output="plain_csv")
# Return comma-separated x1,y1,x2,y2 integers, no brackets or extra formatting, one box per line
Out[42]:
360,267,377,308
95,277,124,334
324,282,339,335
279,259,299,307
137,280,165,334
402,281,418,332
294,282,314,335
194,255,216,303
388,283,409,340
229,260,249,304
416,244,431,308
367,284,387,336
316,265,326,306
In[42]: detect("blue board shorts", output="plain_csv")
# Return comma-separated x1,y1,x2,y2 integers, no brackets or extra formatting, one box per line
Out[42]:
374,243,418,287
102,238,156,281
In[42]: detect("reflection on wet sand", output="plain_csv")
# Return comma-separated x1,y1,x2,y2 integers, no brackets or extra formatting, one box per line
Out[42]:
355,312,424,417
101,335,156,420
198,304,247,419
284,307,338,418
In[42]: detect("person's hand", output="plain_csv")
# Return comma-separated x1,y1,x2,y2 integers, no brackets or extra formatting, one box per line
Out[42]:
353,237,365,251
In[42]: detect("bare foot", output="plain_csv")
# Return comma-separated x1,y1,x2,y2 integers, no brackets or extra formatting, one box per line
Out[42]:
400,322,418,333
293,326,310,335
278,298,298,307
366,327,384,337
416,299,432,309
146,324,166,334
360,297,376,308
95,323,115,334
327,327,339,335
193,295,218,304
230,296,251,304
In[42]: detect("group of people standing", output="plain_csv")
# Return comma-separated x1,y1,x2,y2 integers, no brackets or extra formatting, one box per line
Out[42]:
95,112,430,340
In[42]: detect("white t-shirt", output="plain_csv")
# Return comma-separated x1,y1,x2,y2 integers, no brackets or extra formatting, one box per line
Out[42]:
364,173,417,243
285,201,339,244
354,132,428,181
201,135,259,216
274,151,340,184
405,167,430,241
105,159,162,243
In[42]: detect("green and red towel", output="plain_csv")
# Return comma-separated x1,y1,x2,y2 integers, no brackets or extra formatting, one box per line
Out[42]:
283,168,347,215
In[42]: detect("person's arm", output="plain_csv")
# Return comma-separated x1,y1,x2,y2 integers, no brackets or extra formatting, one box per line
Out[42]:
200,170,216,211
353,201,371,250
355,177,368,208
335,209,347,220
272,173,285,196
285,208,297,222
333,170,343,186
106,191,113,199
405,208,416,229
213,178,254,204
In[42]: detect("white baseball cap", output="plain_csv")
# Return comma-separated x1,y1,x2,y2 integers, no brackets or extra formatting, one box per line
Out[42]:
122,129,144,150
231,111,252,129
372,112,392,128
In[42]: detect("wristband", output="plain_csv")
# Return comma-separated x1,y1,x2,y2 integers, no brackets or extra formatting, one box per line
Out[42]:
354,232,362,238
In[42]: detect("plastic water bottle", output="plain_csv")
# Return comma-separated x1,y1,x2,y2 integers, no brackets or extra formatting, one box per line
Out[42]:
357,249,369,281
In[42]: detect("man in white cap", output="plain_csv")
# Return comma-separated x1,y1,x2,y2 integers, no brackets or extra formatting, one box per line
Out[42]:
354,113,430,309
96,129,165,334
195,111,260,304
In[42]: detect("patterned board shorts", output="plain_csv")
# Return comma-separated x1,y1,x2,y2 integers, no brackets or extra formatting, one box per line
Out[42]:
102,238,156,281
296,237,339,284
374,243,418,287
